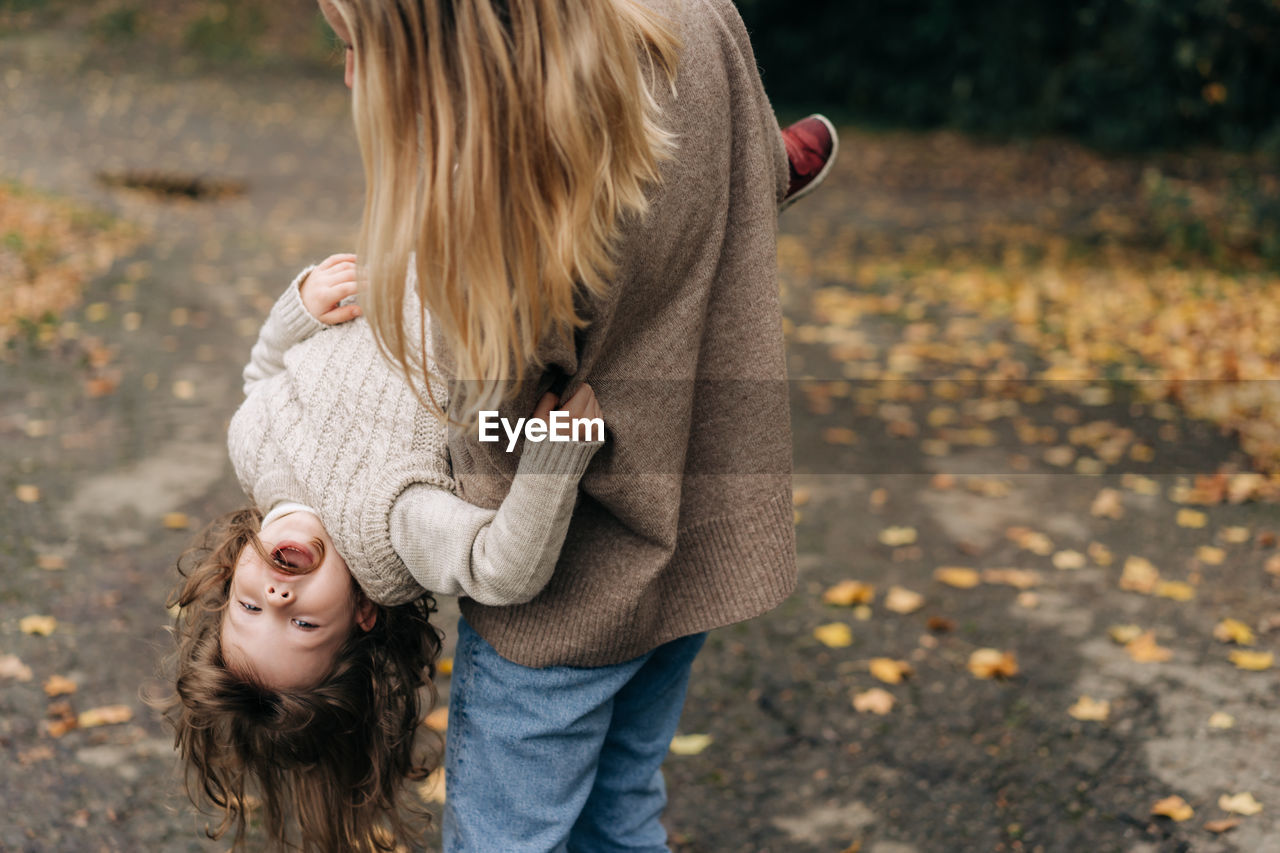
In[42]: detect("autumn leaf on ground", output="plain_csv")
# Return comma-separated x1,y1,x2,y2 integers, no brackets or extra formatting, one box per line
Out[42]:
1052,550,1086,570
814,623,853,648
1006,527,1053,555
1228,650,1273,671
868,658,913,684
423,707,448,732
981,568,1041,589
1122,474,1161,496
1219,526,1251,544
878,526,917,547
792,488,811,507
884,586,924,614
42,675,76,697
19,615,57,636
669,734,713,756
823,580,875,606
1109,624,1144,645
823,427,857,446
1267,554,1280,577
0,654,33,682
1126,631,1173,663
1067,695,1110,722
1151,795,1194,821
1213,619,1255,646
1090,488,1124,519
1119,556,1159,594
1087,542,1113,566
78,704,133,728
162,512,190,530
1153,580,1196,601
1208,712,1236,729
36,554,66,571
1204,817,1241,834
1177,509,1208,529
852,687,895,715
1218,792,1263,816
1197,546,1226,566
934,567,980,588
968,648,1018,680
437,657,453,676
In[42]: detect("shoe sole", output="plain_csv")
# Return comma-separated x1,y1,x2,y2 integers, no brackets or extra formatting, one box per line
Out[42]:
779,114,839,212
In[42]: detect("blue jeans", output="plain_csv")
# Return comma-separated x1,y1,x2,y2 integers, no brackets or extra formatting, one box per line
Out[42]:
442,616,708,853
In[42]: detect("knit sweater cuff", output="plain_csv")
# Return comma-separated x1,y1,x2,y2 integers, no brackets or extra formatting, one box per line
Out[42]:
271,264,327,345
516,436,604,479
357,460,455,606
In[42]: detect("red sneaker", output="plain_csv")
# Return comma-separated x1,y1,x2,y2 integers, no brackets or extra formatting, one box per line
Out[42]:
780,114,838,211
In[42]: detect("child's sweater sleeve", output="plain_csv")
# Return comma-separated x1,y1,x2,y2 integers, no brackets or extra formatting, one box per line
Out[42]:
242,265,327,395
388,436,603,605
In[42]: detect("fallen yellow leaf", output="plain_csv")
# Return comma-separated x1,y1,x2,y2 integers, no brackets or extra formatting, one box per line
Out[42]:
852,687,895,715
1090,488,1124,519
19,615,57,636
36,554,66,571
1087,541,1114,566
42,675,76,697
0,654,33,682
1126,631,1173,663
162,512,190,530
1219,526,1251,544
1229,650,1273,671
814,623,853,648
1213,618,1255,646
823,580,876,606
934,567,980,588
1052,550,1086,570
981,568,1041,589
1177,508,1208,529
1153,580,1195,601
77,704,133,728
868,658,913,685
1197,546,1226,566
1119,556,1159,594
883,586,924,614
1204,817,1240,834
878,526,917,547
1151,795,1194,821
1208,711,1235,729
823,427,857,446
792,487,811,507
968,648,1018,680
1218,792,1263,816
1067,695,1110,722
437,657,453,676
1108,624,1143,645
669,733,713,756
15,484,40,503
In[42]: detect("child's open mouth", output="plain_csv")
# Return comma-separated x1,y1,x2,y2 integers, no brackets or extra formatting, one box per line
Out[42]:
271,540,318,572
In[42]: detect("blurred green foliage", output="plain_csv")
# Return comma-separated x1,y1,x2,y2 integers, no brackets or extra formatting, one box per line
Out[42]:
183,1,264,61
737,0,1280,152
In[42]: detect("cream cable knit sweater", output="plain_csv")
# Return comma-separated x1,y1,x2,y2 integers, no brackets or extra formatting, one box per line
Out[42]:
228,266,602,606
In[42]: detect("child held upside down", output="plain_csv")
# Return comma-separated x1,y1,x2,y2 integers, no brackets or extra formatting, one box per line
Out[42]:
156,253,604,852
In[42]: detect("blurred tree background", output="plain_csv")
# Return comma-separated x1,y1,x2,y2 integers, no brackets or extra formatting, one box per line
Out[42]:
736,0,1280,153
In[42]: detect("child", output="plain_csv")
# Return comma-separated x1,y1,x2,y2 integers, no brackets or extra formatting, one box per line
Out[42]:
157,253,604,852
314,0,833,850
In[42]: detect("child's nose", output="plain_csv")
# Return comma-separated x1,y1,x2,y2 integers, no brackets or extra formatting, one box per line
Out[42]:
265,583,293,605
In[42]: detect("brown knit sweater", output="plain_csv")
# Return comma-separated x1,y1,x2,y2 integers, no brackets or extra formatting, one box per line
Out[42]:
439,0,795,667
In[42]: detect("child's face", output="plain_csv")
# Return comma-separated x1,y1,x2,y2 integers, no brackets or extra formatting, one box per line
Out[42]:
220,510,374,689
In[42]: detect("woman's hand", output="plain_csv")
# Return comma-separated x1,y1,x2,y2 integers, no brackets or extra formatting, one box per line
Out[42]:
300,253,361,325
530,383,603,436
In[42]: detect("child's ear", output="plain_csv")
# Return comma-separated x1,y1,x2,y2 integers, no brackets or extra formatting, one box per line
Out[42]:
355,596,377,632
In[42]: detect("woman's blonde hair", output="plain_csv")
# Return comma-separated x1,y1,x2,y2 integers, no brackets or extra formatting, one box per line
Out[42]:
326,0,680,423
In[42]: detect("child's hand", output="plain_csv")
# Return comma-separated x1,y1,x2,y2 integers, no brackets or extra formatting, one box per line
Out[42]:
530,383,603,437
300,253,361,325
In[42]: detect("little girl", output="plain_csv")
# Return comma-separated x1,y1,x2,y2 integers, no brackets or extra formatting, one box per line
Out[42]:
159,253,604,851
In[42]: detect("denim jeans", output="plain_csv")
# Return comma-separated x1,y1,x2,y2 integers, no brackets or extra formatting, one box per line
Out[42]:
442,616,708,853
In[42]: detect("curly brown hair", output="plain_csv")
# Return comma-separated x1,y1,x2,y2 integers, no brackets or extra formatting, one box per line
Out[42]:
151,506,443,852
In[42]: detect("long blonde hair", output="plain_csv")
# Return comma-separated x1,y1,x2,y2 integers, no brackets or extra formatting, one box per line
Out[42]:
326,0,680,424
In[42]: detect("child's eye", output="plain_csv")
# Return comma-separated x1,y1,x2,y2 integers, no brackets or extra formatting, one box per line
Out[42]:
292,618,318,629
239,601,261,612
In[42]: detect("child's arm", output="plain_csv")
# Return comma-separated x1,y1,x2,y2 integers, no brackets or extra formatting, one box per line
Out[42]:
388,387,605,606
242,254,360,394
